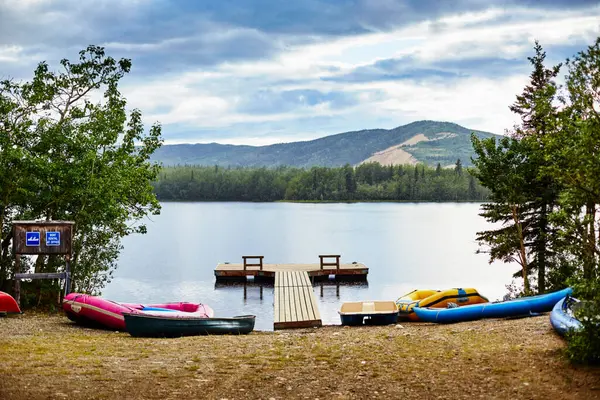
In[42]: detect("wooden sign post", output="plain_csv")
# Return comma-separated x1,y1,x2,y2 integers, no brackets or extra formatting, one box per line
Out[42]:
12,221,74,305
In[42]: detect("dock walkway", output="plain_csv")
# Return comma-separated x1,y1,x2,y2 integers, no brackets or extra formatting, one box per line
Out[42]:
274,271,322,330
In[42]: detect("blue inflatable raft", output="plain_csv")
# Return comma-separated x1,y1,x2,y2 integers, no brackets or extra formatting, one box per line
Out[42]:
550,296,583,336
413,287,572,323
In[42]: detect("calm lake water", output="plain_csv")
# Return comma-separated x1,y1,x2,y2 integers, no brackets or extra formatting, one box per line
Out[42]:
102,202,515,331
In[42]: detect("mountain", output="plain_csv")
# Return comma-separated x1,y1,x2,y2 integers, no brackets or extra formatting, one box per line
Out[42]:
151,120,502,168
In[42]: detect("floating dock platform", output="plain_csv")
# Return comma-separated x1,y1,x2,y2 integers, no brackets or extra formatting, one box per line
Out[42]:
214,255,369,281
274,271,321,329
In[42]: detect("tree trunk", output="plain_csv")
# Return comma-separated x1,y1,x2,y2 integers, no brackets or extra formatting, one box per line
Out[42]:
537,202,547,293
512,205,530,294
584,202,596,280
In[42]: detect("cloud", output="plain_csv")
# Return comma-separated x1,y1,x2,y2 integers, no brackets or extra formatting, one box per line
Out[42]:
322,55,531,83
190,0,598,35
153,74,527,146
0,1,288,80
110,28,283,76
235,89,367,115
1,0,600,144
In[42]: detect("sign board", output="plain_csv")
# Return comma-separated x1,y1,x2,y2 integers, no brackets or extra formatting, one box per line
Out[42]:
25,232,40,246
46,232,60,246
12,221,75,305
13,221,74,255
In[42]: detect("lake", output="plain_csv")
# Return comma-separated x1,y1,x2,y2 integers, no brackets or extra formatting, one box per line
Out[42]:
102,202,515,331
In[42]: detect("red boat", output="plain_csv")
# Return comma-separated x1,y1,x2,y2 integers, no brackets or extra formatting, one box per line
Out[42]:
0,291,21,314
62,293,213,331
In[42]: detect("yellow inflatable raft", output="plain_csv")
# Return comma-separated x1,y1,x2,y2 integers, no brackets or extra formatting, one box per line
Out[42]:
396,288,489,321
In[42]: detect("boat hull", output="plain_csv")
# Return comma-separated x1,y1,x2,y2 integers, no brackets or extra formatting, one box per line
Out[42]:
414,288,572,323
0,291,21,314
396,288,488,321
340,312,398,326
339,301,398,326
124,314,256,337
550,296,583,336
62,293,213,330
396,289,439,321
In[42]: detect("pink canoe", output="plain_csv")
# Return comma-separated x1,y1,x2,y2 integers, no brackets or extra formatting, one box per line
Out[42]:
62,293,214,331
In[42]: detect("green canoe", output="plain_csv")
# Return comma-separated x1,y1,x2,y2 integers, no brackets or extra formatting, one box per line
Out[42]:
124,313,256,337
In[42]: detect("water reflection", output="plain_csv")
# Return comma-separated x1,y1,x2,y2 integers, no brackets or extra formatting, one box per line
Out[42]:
317,280,369,298
214,280,273,302
214,280,369,301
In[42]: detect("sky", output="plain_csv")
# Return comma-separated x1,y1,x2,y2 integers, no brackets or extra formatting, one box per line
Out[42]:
1,0,599,145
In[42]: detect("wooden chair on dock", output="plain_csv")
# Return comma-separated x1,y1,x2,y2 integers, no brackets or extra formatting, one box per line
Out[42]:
242,256,264,271
319,254,340,270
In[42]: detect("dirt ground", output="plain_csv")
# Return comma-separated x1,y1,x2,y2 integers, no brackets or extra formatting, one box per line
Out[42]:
0,313,599,400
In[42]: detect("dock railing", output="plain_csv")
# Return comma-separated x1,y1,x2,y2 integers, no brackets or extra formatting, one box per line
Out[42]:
319,254,340,270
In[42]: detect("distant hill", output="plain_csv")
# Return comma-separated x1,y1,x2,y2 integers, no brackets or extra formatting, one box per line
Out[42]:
151,120,501,168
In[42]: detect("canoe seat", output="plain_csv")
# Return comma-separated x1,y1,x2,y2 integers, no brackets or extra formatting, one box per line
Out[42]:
363,302,375,312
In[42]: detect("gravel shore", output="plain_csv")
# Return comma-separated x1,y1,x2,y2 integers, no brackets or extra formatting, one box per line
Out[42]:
0,313,598,399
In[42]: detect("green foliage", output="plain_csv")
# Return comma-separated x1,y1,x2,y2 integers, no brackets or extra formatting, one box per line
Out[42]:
151,121,499,168
0,46,162,297
544,38,600,282
471,136,537,293
549,38,600,363
153,162,489,202
474,37,600,363
567,279,600,364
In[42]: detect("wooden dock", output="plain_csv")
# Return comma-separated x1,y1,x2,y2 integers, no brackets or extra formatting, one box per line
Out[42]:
215,255,368,281
274,271,322,330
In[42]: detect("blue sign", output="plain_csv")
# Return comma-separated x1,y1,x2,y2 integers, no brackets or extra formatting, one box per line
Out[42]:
46,232,60,246
25,232,40,246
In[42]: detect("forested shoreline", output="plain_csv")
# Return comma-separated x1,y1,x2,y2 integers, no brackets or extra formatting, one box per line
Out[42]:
152,161,490,202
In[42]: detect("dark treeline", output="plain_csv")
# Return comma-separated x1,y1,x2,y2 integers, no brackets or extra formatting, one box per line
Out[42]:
152,160,489,202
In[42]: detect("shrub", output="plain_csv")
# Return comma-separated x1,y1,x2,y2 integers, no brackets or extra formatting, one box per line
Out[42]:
566,279,600,364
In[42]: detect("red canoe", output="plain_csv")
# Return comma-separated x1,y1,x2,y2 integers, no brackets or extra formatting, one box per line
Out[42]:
0,291,21,314
63,293,214,331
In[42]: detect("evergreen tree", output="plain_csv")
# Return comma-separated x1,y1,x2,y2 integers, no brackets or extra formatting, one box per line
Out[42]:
468,175,478,200
343,164,357,198
509,41,561,293
454,159,463,176
472,41,561,294
472,136,533,293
